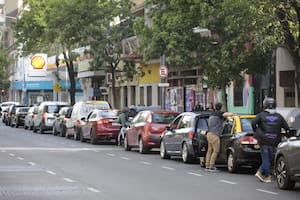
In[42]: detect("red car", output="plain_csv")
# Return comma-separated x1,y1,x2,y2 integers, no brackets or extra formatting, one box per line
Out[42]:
124,110,179,153
80,109,121,144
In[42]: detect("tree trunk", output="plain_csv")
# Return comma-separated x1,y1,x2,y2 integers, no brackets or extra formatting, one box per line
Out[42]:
111,67,116,109
295,60,300,107
63,52,76,106
221,83,228,112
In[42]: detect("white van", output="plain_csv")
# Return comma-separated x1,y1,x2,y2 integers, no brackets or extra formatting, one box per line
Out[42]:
33,101,69,133
65,100,111,139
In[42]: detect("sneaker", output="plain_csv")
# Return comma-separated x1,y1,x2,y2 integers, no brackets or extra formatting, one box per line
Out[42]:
205,167,210,171
255,171,264,182
208,167,219,172
263,176,272,183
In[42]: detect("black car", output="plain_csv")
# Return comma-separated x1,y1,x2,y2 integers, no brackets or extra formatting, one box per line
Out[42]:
52,106,72,137
198,114,261,173
274,130,300,190
160,111,211,163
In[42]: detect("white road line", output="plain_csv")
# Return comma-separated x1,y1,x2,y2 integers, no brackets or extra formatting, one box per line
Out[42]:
60,142,66,145
140,161,152,165
87,187,101,193
46,170,56,175
0,147,122,151
17,157,24,160
219,179,237,185
63,178,75,183
28,162,36,166
94,150,99,153
1,150,6,153
121,157,131,160
106,153,115,157
9,153,15,157
162,166,175,171
187,172,203,177
256,189,278,195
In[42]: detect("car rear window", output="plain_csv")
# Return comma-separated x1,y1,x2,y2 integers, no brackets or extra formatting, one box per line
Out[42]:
46,105,66,113
18,108,29,112
152,113,177,124
98,110,117,118
241,118,253,132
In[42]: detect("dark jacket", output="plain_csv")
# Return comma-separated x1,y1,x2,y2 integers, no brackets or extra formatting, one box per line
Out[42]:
251,110,289,146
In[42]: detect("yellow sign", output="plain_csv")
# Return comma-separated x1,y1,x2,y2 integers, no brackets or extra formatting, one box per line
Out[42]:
31,55,46,70
53,83,61,92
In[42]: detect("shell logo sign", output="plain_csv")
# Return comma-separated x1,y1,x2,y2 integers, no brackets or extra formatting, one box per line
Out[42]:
31,55,46,70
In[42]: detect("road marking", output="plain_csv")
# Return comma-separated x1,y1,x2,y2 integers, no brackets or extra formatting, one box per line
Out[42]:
28,162,36,166
46,170,56,175
106,153,115,157
121,157,131,160
140,161,152,165
17,157,24,160
87,187,101,193
162,166,175,171
187,172,203,177
256,189,278,195
1,150,6,153
63,178,75,183
0,147,122,151
9,153,15,157
219,179,237,185
60,142,66,145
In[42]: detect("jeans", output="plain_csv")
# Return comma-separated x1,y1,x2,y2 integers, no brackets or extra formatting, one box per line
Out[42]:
118,127,126,144
258,145,276,177
205,132,220,168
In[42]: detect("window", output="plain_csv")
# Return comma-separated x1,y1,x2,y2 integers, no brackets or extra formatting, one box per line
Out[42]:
152,113,178,124
147,86,152,106
234,86,243,106
140,87,144,105
240,118,254,132
196,118,208,133
178,115,192,129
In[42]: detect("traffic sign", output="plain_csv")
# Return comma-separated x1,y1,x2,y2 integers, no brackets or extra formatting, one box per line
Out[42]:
158,83,170,87
53,83,61,92
159,66,168,78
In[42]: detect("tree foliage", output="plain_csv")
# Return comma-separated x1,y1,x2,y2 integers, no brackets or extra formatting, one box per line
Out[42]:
134,0,276,110
0,49,10,94
13,0,134,107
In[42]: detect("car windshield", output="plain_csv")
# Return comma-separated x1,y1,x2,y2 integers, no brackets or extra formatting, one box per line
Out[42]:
152,113,177,124
241,118,254,132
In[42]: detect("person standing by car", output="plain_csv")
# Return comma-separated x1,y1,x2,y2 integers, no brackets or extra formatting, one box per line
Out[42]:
117,108,130,146
205,102,233,172
251,97,290,183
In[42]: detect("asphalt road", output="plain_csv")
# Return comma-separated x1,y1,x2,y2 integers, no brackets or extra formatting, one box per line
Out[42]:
0,122,299,200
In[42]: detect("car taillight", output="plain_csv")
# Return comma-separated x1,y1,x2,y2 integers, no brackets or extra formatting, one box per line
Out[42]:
240,136,258,145
42,112,46,122
97,119,109,125
188,132,195,139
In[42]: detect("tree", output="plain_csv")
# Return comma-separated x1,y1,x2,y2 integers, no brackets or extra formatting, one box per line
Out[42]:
85,0,136,108
0,49,10,98
134,0,272,111
255,0,300,105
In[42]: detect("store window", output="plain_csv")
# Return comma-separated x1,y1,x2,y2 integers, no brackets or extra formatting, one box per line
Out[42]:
147,86,152,106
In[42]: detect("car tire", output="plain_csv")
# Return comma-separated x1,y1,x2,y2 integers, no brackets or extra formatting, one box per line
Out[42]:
139,137,148,154
80,131,86,143
124,136,131,151
227,151,239,173
90,129,97,145
160,141,170,159
182,142,192,163
60,125,66,137
53,126,58,136
275,156,295,190
33,125,37,133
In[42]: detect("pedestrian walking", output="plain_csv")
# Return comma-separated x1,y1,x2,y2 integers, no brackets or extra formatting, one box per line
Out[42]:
205,102,233,172
117,108,129,146
251,97,290,183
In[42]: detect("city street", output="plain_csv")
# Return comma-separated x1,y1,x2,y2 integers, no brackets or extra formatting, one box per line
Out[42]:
0,122,299,200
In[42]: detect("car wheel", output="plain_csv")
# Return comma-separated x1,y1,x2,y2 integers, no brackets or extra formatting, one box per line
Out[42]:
160,141,170,159
275,156,295,190
124,136,131,151
90,129,97,145
33,125,37,133
53,126,58,136
75,127,80,141
24,123,28,130
139,137,148,154
80,131,86,143
39,124,45,134
227,151,238,173
182,142,192,163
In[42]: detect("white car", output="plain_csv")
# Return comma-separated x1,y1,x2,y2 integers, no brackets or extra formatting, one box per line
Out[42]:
33,101,69,133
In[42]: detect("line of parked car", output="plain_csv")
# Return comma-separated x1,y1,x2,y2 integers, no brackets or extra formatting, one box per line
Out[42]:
0,100,299,190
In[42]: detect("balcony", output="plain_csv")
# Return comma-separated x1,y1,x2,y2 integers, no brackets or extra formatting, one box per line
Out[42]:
121,36,142,61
